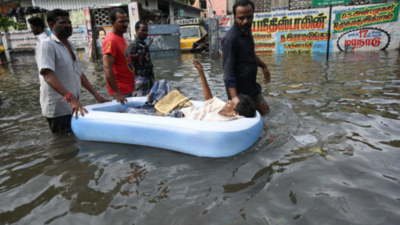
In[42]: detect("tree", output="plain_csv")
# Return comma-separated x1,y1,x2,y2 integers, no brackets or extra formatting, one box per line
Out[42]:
177,0,196,6
0,16,24,32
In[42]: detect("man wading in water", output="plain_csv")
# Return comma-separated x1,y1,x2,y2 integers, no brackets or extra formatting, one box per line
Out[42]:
128,21,155,97
222,0,271,115
38,9,109,133
103,8,135,104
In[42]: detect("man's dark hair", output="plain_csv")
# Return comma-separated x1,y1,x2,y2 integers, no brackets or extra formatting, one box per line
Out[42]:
233,0,254,16
135,20,148,31
46,9,69,24
234,94,256,117
96,27,106,38
28,17,45,29
109,8,126,22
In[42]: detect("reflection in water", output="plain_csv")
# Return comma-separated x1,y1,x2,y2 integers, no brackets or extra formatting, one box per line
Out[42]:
0,51,400,224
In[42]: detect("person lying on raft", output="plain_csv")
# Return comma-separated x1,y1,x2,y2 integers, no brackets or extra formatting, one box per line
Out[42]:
177,59,256,121
123,59,257,121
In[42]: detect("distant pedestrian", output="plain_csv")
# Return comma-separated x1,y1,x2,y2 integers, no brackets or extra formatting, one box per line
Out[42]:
28,17,48,47
38,9,110,133
128,21,155,96
28,16,48,70
103,8,135,104
222,0,271,115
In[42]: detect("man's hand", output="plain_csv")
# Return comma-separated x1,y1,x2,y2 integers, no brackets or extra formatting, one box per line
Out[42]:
69,94,88,119
232,96,240,109
130,53,139,61
95,94,111,103
193,58,203,73
114,92,128,105
145,53,149,61
262,66,271,84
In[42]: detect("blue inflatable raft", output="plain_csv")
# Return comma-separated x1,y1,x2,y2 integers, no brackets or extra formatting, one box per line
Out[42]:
71,97,263,157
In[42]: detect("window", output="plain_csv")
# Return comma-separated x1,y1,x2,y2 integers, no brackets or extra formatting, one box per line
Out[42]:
179,27,200,39
200,0,207,9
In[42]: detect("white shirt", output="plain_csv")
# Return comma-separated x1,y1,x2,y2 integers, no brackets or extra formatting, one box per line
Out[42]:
37,32,48,45
35,32,48,69
38,34,83,118
180,97,243,122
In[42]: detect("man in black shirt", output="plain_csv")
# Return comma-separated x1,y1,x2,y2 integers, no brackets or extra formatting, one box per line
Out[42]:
222,0,271,115
128,21,155,96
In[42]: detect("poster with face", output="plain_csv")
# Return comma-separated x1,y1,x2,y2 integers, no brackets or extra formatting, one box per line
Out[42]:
95,27,110,48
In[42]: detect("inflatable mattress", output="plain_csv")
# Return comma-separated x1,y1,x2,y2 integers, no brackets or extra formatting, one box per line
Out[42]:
71,97,263,157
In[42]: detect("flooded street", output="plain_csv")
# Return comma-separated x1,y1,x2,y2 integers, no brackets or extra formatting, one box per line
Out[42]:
1,51,400,224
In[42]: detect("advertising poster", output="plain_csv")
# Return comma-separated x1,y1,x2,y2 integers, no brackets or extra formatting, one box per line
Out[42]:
70,10,86,26
219,15,233,54
219,15,233,39
252,8,331,54
46,25,88,47
70,25,88,47
332,2,400,52
84,8,93,58
128,2,140,41
8,30,37,49
94,26,112,49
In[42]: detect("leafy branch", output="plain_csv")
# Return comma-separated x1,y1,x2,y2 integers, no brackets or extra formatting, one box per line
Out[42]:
0,16,25,32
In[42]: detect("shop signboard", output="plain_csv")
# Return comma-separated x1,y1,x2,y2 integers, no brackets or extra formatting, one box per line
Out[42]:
312,0,351,7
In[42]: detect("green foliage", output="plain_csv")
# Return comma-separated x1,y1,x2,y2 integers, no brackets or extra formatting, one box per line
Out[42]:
0,16,24,32
177,0,196,6
0,0,20,6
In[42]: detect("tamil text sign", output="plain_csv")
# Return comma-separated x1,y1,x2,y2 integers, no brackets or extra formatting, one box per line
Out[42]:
312,0,351,7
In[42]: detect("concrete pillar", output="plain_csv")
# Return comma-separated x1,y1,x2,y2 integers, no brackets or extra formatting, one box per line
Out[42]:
169,2,175,24
1,32,11,50
1,32,11,62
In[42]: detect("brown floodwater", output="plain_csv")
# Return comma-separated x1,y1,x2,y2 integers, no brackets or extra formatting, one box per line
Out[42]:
0,51,399,224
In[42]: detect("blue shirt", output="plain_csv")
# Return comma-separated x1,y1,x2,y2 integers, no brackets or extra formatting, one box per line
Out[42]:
222,24,260,98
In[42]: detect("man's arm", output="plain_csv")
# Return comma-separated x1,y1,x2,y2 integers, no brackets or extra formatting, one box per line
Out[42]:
127,42,139,62
103,53,127,104
81,73,111,103
255,55,271,84
193,59,212,101
41,69,88,119
222,38,239,104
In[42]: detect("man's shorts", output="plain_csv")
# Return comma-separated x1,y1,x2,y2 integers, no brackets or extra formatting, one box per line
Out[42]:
46,115,72,133
251,92,266,106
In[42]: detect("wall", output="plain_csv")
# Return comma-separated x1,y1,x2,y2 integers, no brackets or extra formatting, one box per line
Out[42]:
226,0,234,15
0,3,18,14
147,24,181,57
33,0,158,10
220,2,400,54
171,1,202,18
271,0,289,12
208,0,227,16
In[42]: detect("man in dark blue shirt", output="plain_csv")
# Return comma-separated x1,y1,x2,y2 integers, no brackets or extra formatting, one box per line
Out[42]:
222,0,271,115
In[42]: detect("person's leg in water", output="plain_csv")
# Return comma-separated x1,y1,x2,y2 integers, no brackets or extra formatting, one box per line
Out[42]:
46,115,73,133
252,93,269,115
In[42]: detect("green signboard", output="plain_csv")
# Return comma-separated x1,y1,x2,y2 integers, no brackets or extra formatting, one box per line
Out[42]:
333,3,400,33
312,0,351,7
